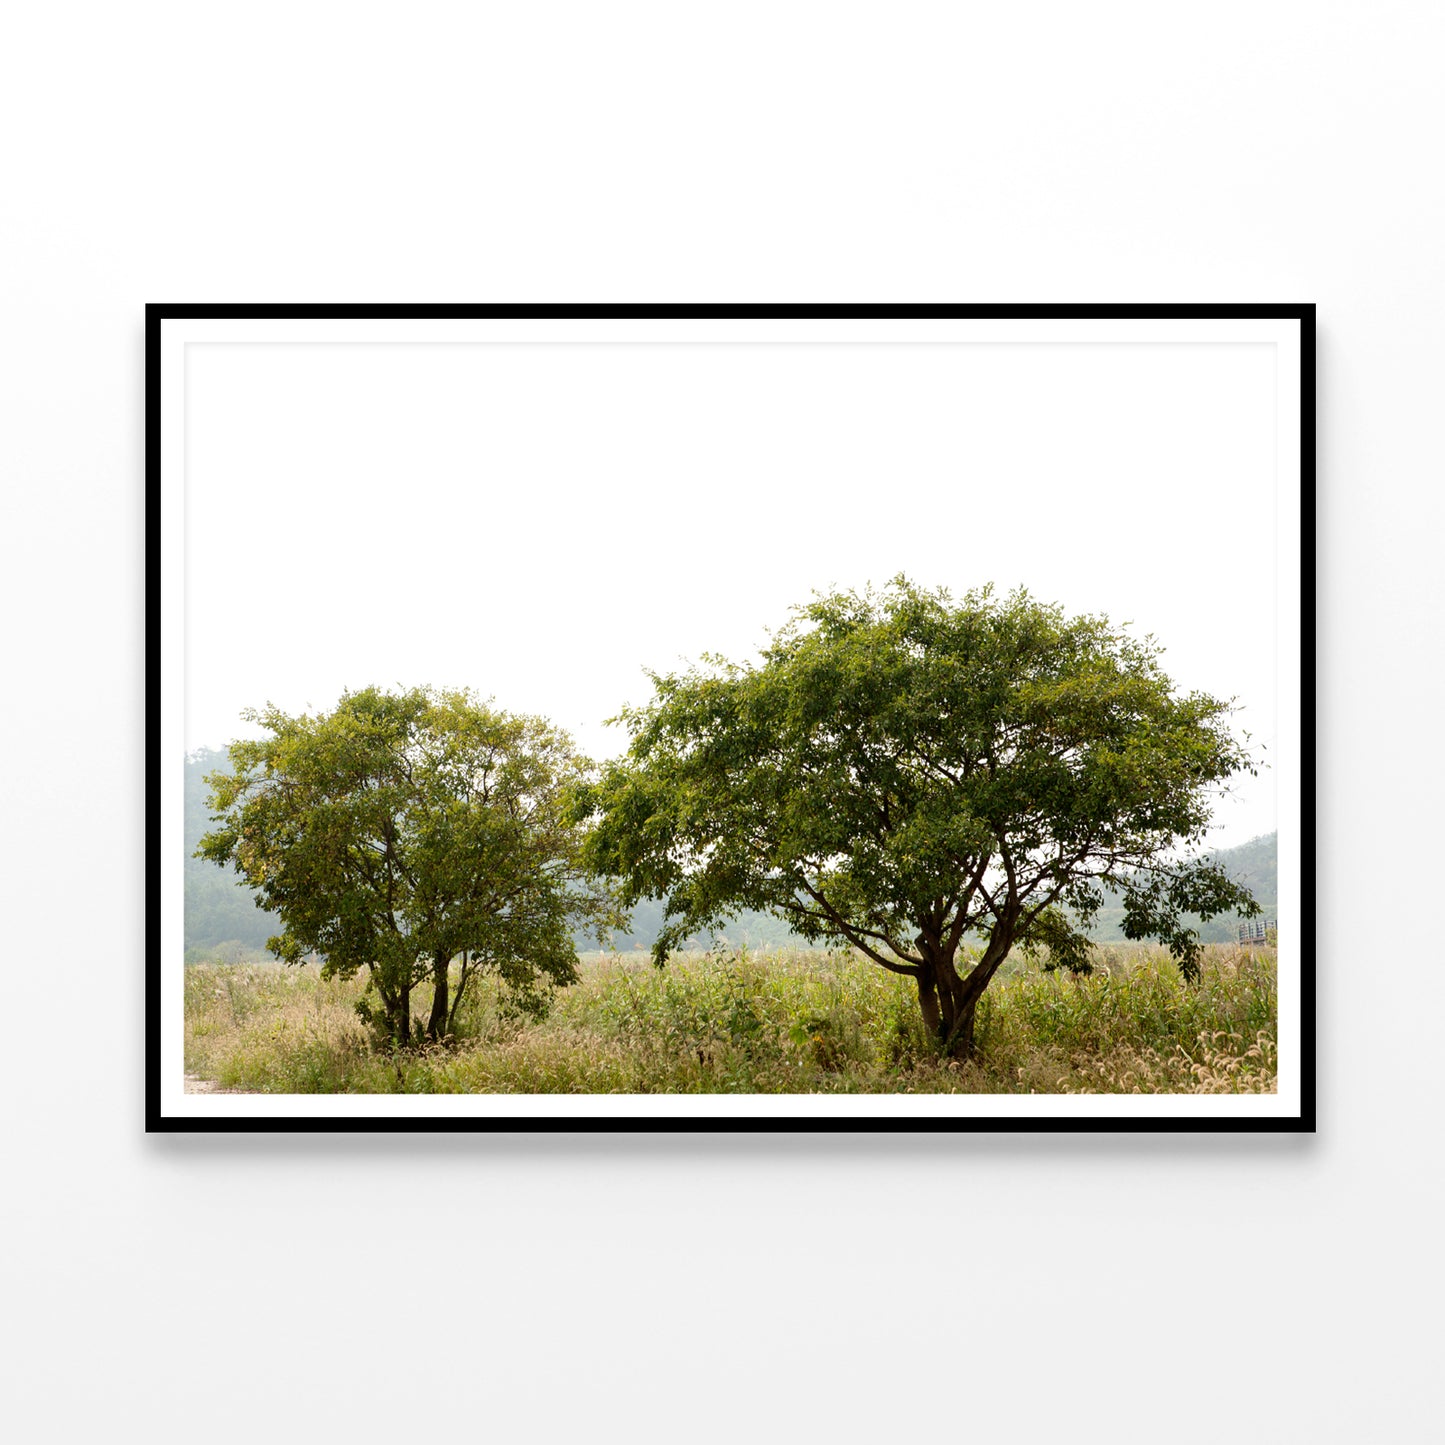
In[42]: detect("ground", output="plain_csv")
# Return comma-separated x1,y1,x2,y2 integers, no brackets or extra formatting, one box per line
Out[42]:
181,942,1279,1096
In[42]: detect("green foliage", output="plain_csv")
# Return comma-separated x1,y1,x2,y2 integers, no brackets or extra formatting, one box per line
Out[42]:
1024,906,1097,976
574,577,1259,1052
1117,863,1260,981
1086,832,1276,945
195,686,621,1045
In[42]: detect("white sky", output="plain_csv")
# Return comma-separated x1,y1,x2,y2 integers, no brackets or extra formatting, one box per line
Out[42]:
184,339,1278,851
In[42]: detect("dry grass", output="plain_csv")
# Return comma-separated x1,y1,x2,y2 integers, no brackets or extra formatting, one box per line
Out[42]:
183,942,1277,1095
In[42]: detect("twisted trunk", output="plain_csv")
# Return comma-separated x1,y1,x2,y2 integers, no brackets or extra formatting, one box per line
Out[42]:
915,923,1017,1059
915,935,971,1057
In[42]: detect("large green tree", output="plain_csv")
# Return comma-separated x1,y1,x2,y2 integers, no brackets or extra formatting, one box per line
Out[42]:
575,579,1259,1058
197,686,618,1046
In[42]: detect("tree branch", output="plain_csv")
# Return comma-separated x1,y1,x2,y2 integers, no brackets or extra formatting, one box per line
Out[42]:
789,882,923,976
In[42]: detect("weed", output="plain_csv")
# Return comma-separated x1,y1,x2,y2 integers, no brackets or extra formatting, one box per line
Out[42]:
182,943,1277,1095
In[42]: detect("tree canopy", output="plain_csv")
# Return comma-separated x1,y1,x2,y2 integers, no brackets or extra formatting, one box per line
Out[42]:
574,578,1259,1056
196,686,619,1045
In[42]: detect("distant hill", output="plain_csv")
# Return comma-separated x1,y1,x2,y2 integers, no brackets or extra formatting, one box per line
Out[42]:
184,749,275,961
587,894,824,955
183,750,1275,959
1085,832,1277,944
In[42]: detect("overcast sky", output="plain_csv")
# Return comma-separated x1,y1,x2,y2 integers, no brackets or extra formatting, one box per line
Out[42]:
185,339,1278,851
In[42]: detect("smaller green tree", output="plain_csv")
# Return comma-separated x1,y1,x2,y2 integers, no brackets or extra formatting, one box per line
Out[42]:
574,579,1260,1058
196,686,619,1046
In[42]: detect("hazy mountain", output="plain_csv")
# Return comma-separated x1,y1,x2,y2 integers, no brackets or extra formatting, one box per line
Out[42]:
184,748,275,960
1085,832,1277,944
587,895,825,955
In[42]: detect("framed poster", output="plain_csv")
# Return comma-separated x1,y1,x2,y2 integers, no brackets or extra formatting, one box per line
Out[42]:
149,305,1314,1132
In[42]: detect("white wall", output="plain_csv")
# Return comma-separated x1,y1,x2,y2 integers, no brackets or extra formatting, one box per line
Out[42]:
2,4,1437,1441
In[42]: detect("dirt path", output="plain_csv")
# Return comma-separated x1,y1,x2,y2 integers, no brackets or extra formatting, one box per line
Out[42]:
183,1074,256,1094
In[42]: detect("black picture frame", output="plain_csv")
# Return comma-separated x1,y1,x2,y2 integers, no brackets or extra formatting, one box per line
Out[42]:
148,303,1315,1133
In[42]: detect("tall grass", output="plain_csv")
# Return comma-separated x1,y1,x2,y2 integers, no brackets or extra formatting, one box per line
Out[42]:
183,942,1277,1095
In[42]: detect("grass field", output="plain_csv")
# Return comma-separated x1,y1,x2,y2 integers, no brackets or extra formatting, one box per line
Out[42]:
183,941,1277,1095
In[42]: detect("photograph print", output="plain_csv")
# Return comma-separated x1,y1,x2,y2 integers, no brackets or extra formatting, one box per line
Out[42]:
150,305,1313,1131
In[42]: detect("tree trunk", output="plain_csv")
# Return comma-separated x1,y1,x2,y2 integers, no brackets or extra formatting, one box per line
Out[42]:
426,950,450,1042
447,952,471,1036
946,995,980,1059
912,921,1019,1058
917,941,968,1054
368,968,408,1048
935,954,978,1060
916,970,943,1039
934,949,965,1039
938,925,1017,1058
394,983,411,1048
